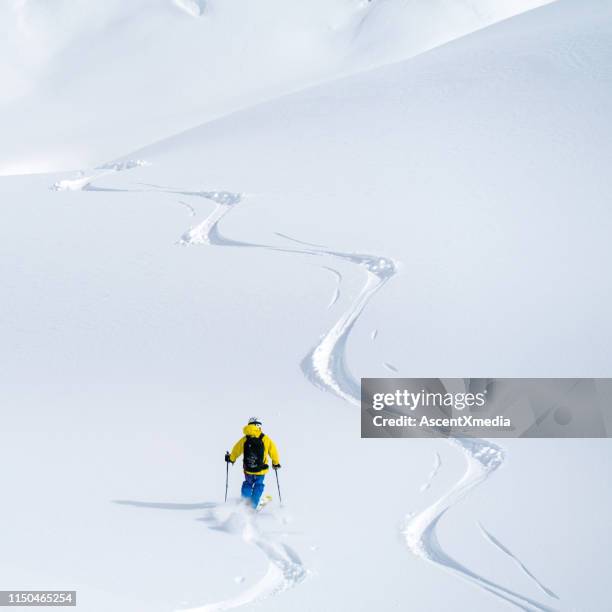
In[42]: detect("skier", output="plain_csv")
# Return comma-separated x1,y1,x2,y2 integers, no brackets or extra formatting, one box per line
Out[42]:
225,417,281,509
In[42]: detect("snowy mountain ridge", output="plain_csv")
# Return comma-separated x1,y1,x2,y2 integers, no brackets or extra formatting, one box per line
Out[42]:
1,0,553,175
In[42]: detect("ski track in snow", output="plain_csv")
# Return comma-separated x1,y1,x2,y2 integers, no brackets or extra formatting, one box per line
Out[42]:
49,159,149,191
188,503,308,612
419,451,441,492
178,200,197,217
114,500,307,612
478,522,560,601
54,166,558,610
173,186,398,412
383,361,399,373
275,231,328,249
403,439,559,611
320,266,342,309
173,0,206,18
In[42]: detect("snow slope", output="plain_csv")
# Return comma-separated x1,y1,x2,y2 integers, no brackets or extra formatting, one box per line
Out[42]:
2,0,612,611
0,0,553,174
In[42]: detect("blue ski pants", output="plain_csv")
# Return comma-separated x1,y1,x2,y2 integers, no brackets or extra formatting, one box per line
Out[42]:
241,473,265,508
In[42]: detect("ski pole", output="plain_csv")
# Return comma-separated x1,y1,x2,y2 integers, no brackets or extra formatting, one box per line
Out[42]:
224,451,230,502
274,467,282,505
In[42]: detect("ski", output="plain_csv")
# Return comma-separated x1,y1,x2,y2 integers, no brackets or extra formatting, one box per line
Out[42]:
256,494,273,512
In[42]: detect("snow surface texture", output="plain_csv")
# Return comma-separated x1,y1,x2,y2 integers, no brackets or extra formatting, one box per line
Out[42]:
2,0,612,611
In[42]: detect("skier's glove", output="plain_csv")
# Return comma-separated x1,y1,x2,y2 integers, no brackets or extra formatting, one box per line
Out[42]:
225,452,234,464
272,464,281,470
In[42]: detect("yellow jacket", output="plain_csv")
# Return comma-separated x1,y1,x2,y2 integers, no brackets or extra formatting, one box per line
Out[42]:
230,424,280,475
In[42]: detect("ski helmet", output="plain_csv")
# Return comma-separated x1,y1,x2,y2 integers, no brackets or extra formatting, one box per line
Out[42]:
248,417,262,427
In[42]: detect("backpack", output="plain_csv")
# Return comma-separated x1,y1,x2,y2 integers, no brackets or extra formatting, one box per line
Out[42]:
243,433,267,472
